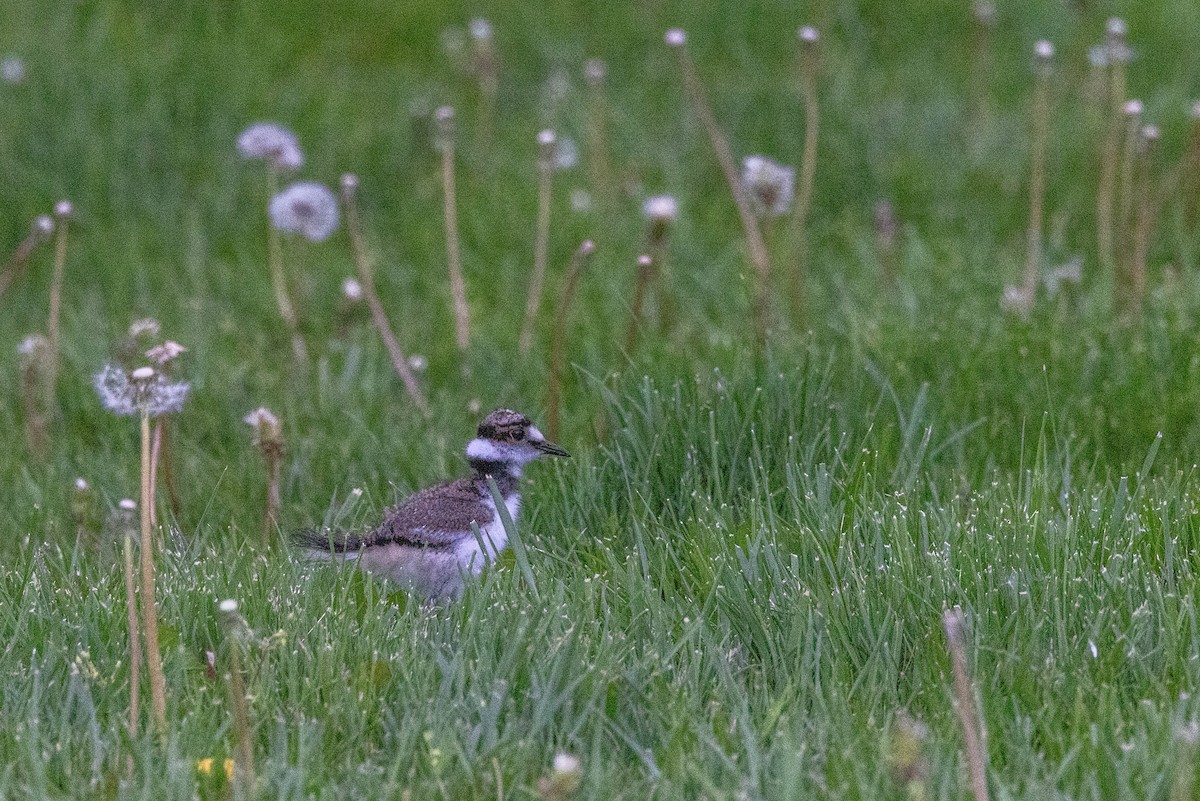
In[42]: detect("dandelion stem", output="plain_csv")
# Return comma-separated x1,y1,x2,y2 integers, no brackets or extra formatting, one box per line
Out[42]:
0,217,53,301
584,59,613,202
122,518,142,745
942,609,990,801
219,602,256,797
437,108,471,352
624,255,655,355
340,177,431,417
667,30,773,350
520,131,557,356
266,170,309,362
140,410,168,734
265,448,281,547
1127,127,1158,318
46,202,71,391
1024,43,1054,298
1096,20,1127,281
547,240,595,441
793,27,821,320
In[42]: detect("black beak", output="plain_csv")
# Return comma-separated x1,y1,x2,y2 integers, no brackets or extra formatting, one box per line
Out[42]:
533,439,570,457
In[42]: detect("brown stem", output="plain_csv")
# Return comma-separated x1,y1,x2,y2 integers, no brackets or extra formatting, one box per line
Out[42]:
46,211,69,391
220,604,256,796
264,448,281,548
585,59,613,202
669,33,772,350
341,179,431,417
943,609,990,801
440,114,471,352
122,523,142,746
1128,133,1157,318
520,138,556,355
1096,30,1126,280
547,241,596,441
160,421,182,522
140,412,168,734
0,221,50,301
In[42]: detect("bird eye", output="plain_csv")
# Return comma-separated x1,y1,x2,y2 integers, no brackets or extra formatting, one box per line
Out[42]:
511,429,525,441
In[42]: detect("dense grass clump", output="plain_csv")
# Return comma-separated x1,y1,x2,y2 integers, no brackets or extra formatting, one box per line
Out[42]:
2,0,1200,798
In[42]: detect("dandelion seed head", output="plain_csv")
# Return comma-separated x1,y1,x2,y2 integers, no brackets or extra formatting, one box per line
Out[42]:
554,135,579,170
75,478,88,491
972,1,997,26
1191,101,1200,120
1034,40,1054,60
54,200,73,219
218,599,239,613
146,340,186,366
342,277,364,301
570,188,593,213
798,26,820,44
17,334,47,358
553,753,582,775
742,155,795,218
407,355,428,372
1123,99,1143,116
467,398,482,415
537,129,557,148
128,318,161,339
119,498,137,511
340,173,358,194
237,122,304,171
95,363,190,417
1106,17,1126,39
584,58,606,85
664,28,687,47
33,215,54,239
1001,285,1034,314
269,182,340,242
643,195,678,223
468,18,493,41
243,407,280,430
1140,124,1160,144
2,55,26,84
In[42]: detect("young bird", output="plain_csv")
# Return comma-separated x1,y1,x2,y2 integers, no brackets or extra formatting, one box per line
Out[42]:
296,409,568,600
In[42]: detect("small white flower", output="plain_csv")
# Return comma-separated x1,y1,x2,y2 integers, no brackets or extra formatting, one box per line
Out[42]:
145,340,186,366
94,363,190,417
742,156,795,218
342,277,364,301
643,195,678,223
269,182,340,242
237,122,304,171
1,55,25,84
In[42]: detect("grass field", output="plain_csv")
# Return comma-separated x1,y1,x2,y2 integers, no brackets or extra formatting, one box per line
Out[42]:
2,0,1200,798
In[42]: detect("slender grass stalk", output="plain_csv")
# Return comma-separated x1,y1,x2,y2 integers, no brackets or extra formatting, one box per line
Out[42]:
340,174,431,417
1127,125,1159,318
874,200,899,289
436,107,471,353
121,499,143,751
218,600,256,797
547,240,596,441
139,407,168,734
792,26,821,317
624,255,654,355
519,130,558,355
0,215,54,300
1023,41,1054,299
46,200,72,391
1096,18,1128,279
942,609,990,801
266,169,309,362
584,59,613,202
666,28,773,350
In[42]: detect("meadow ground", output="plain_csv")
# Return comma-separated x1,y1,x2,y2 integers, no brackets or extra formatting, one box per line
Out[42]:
2,0,1200,798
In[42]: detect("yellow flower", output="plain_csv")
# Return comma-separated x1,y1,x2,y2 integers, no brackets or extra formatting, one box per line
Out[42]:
196,758,236,780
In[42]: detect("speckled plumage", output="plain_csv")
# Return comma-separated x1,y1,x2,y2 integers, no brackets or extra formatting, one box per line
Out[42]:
296,409,567,600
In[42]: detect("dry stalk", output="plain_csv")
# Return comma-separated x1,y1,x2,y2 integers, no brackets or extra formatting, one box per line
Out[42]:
265,169,309,362
942,609,990,801
793,26,821,315
1023,41,1054,298
436,107,471,352
520,130,558,355
0,215,54,300
1096,18,1128,279
546,240,596,441
140,410,168,734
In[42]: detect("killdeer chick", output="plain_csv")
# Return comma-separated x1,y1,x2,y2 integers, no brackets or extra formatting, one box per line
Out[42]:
296,409,568,600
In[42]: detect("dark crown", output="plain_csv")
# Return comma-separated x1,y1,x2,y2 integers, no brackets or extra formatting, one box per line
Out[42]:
476,408,531,440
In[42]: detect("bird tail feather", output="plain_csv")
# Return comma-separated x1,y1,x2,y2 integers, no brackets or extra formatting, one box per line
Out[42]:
291,528,363,560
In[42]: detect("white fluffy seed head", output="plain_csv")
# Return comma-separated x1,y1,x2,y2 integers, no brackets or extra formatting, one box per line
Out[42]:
269,182,340,242
643,195,678,223
237,122,304,170
664,28,687,47
742,155,796,218
798,26,820,44
342,277,364,301
1,55,26,84
1106,17,1126,39
584,58,606,85
33,215,54,238
469,18,493,41
218,599,238,614
54,200,73,219
553,753,582,775
1141,125,1160,143
1123,99,1143,116
1034,40,1054,60
130,366,156,381
537,129,557,147
340,173,358,194
146,341,186,366
1191,101,1200,120
75,477,89,491
119,498,137,511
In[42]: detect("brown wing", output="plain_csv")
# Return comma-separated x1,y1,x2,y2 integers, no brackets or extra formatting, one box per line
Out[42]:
362,479,494,549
